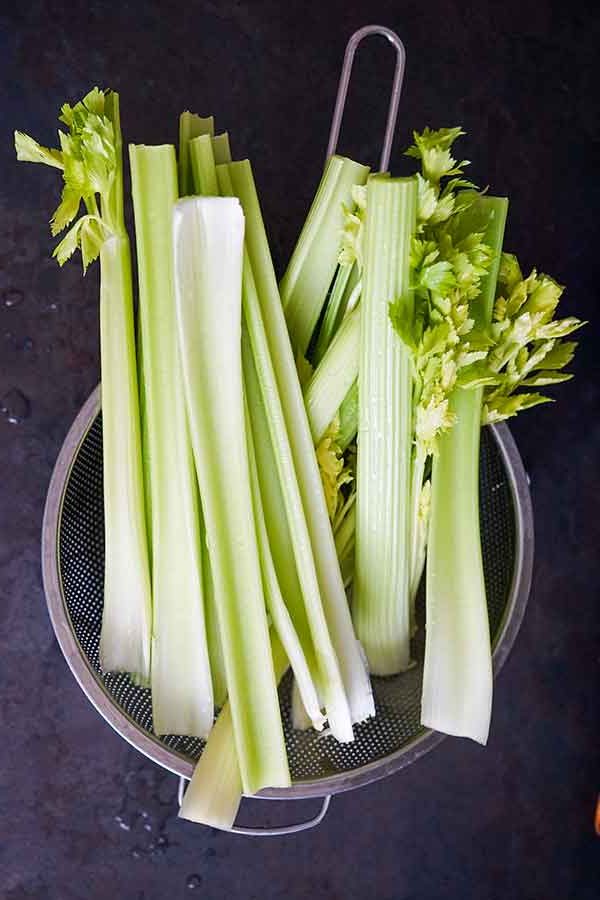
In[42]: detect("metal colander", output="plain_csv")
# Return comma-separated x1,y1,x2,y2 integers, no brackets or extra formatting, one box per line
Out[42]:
40,25,534,834
42,385,533,831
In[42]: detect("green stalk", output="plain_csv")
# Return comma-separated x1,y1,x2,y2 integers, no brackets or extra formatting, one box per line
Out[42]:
129,145,213,738
337,380,358,451
312,262,355,364
14,90,152,681
180,635,289,830
246,401,325,731
280,155,369,357
172,195,289,793
190,134,219,195
304,304,360,444
422,196,508,744
222,159,374,728
353,176,417,675
178,112,214,195
212,132,232,164
180,119,231,710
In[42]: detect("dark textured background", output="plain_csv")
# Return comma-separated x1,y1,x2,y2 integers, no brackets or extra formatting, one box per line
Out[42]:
1,2,598,898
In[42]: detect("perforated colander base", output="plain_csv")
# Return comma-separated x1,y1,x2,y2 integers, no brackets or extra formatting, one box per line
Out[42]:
57,414,514,782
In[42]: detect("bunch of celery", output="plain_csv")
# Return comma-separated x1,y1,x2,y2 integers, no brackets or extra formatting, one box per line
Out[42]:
286,126,582,741
17,89,582,832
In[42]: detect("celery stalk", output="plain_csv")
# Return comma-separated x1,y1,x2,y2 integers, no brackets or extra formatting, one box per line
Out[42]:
422,196,508,744
312,262,355,364
179,635,289,830
246,401,325,732
222,160,374,728
280,156,369,356
353,176,417,675
15,90,152,680
178,112,214,195
189,134,219,195
129,145,213,738
178,118,230,710
337,380,358,451
212,132,232,164
304,304,360,444
172,195,289,793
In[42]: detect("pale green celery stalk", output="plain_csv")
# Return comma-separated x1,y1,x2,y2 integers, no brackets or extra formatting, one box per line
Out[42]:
172,195,289,793
222,160,374,728
189,134,219,195
338,380,358,451
201,516,228,709
243,338,320,683
129,145,213,738
280,155,370,356
212,132,231,164
15,91,152,679
304,304,360,444
183,126,230,711
354,176,417,675
313,262,354,364
246,401,325,731
94,94,152,679
180,635,289,829
178,112,214,195
422,195,508,744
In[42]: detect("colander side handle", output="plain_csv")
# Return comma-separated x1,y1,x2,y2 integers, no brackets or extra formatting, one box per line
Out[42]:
178,776,331,835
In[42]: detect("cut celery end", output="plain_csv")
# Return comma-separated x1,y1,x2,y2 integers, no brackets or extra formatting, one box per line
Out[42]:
304,304,360,445
421,196,508,744
280,155,370,357
178,112,214,195
212,132,232,165
222,159,374,729
172,196,289,793
189,134,219,195
179,636,289,830
129,145,213,738
353,176,417,676
98,234,152,680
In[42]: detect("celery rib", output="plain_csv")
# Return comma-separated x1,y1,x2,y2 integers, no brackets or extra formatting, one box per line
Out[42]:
172,196,289,793
129,145,213,739
353,176,417,675
304,304,360,444
280,156,369,356
422,196,508,744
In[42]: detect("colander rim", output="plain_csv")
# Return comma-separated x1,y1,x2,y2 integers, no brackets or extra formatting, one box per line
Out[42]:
41,384,534,800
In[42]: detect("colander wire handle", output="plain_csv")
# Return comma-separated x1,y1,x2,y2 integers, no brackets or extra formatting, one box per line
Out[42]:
177,777,331,836
326,24,407,171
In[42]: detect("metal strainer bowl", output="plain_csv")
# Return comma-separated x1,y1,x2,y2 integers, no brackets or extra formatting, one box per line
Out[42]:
41,385,533,832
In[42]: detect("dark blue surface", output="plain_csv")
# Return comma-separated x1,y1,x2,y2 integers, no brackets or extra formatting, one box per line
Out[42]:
0,2,598,897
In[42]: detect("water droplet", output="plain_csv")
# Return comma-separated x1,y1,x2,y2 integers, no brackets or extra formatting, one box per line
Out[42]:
3,288,24,308
186,874,202,890
22,337,34,351
0,388,31,424
155,834,168,849
114,814,132,832
131,846,143,859
143,822,152,832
